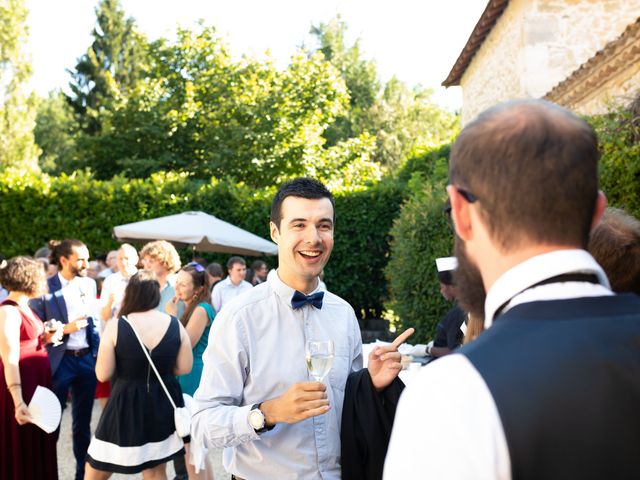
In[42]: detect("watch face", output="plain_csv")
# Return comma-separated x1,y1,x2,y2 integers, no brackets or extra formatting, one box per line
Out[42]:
248,408,265,429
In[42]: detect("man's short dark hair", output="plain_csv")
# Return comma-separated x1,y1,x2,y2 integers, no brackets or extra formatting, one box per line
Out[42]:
227,256,246,269
449,100,599,251
251,260,267,271
270,177,335,228
588,207,640,295
207,262,223,277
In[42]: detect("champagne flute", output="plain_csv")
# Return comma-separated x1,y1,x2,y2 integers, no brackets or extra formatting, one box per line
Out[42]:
305,340,335,382
44,319,64,347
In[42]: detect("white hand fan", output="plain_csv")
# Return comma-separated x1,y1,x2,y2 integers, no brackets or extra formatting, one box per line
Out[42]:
28,386,61,433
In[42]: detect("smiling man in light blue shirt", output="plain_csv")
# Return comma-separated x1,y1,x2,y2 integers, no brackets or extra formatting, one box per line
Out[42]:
193,178,403,479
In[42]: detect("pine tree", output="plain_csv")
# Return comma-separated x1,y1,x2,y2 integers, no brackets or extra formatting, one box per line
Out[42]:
0,0,40,171
67,0,145,134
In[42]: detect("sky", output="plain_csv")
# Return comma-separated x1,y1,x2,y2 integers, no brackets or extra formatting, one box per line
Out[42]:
24,0,488,111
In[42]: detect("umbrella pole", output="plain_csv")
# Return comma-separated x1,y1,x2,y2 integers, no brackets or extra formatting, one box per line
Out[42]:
191,245,196,261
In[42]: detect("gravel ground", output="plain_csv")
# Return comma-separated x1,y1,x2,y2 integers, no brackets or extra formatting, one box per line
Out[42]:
57,400,230,479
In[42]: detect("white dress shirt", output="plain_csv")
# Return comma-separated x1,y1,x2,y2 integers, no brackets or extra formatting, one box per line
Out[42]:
192,270,363,479
98,271,130,322
384,250,612,479
210,276,253,312
58,273,98,350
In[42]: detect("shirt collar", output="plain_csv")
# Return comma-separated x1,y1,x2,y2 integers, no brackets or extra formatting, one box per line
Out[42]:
267,269,322,309
58,272,72,288
484,249,610,329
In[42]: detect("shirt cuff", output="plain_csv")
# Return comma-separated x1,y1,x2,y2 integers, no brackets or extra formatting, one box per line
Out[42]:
233,404,261,440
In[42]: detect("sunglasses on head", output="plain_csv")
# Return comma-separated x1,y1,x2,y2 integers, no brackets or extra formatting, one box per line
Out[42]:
187,261,205,273
454,185,478,203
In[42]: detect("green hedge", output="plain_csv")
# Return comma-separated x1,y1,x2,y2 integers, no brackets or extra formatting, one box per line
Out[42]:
0,169,404,318
384,149,453,343
383,105,640,343
590,107,640,218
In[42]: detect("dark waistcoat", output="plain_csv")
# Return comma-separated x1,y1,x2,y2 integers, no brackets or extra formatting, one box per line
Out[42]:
461,294,640,480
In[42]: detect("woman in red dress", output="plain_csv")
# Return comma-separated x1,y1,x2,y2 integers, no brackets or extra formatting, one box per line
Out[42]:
0,256,58,480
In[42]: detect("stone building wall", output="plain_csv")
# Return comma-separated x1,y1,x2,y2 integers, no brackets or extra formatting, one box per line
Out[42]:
461,0,527,124
459,0,640,124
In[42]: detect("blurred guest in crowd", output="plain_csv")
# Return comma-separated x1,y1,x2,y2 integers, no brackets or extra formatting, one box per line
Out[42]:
96,244,139,409
99,244,139,324
35,246,57,278
168,262,213,397
30,239,100,480
0,256,58,480
85,271,193,479
167,262,215,479
385,100,640,479
87,261,101,280
250,260,268,285
245,267,256,286
87,261,104,297
206,262,223,290
406,257,467,361
588,207,640,294
140,240,182,313
430,257,466,358
98,250,118,279
211,256,252,313
95,253,108,272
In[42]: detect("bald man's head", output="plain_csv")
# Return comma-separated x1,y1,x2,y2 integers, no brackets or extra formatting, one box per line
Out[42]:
449,99,599,251
117,243,139,275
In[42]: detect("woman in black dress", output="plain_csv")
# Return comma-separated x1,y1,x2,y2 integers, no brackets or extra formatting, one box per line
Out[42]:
85,271,193,479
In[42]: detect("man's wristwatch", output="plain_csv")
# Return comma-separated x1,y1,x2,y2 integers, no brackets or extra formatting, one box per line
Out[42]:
248,403,273,434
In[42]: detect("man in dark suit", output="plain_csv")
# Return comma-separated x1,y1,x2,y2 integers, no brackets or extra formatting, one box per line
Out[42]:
31,238,100,480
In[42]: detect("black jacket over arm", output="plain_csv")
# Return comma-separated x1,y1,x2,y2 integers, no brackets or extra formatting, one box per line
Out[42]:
341,368,405,480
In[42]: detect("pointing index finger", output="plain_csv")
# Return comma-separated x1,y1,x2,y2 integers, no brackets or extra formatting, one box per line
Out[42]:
390,327,415,350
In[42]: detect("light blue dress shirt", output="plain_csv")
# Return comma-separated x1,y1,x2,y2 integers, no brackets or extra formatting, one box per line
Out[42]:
192,270,363,479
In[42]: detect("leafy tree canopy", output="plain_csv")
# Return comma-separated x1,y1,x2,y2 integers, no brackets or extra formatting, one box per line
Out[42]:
78,25,381,187
67,0,146,134
310,16,459,171
0,0,40,171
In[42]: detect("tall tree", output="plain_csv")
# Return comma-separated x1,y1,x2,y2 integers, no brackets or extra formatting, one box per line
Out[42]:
310,16,379,145
0,0,40,171
34,91,79,174
79,25,380,187
311,16,459,170
67,0,146,134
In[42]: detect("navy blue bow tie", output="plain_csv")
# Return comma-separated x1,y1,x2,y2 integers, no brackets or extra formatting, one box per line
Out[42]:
291,290,324,310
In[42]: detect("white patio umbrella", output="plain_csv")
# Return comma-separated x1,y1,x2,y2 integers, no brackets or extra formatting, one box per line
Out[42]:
113,211,278,256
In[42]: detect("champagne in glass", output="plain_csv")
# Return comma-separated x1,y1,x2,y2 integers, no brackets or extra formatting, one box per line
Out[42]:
305,340,335,381
44,319,63,347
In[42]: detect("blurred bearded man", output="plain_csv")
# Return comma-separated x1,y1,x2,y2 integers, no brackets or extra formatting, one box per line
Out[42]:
30,239,100,480
384,100,640,480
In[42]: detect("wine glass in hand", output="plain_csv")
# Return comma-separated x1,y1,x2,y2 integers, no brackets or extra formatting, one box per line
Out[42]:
305,340,335,382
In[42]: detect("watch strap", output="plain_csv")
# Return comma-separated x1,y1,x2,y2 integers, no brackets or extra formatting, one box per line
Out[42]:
251,403,275,434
